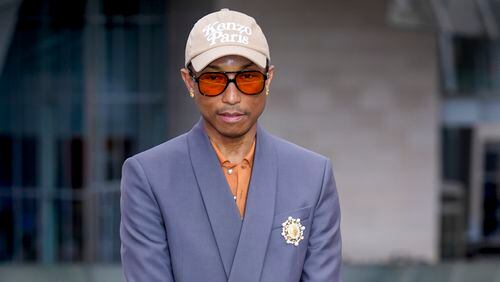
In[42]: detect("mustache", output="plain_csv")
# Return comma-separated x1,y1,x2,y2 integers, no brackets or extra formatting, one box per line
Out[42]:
216,107,248,114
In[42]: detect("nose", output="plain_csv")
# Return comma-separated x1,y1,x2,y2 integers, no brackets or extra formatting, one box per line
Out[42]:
221,77,241,105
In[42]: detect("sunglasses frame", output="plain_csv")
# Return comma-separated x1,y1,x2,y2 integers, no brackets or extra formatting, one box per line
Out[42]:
189,67,269,97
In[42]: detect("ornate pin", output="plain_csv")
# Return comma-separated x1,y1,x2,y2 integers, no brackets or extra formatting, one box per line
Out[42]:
281,216,305,246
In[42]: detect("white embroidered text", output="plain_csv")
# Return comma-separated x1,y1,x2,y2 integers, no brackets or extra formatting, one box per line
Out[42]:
202,21,252,46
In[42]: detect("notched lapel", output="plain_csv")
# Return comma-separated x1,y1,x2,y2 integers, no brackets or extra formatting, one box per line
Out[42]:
229,125,278,282
187,120,242,278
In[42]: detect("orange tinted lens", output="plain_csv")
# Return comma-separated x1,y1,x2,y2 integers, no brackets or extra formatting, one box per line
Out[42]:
198,73,228,96
236,71,265,94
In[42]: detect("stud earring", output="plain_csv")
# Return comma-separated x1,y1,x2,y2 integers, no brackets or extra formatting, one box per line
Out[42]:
189,89,195,98
265,86,270,96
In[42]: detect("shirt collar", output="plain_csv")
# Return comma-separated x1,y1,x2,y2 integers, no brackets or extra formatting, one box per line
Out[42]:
210,138,256,167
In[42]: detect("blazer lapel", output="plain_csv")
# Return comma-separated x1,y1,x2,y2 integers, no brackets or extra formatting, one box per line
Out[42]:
187,119,242,278
229,124,278,282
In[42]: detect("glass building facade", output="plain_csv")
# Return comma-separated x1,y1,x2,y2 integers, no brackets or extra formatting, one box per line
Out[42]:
0,0,168,263
440,34,500,258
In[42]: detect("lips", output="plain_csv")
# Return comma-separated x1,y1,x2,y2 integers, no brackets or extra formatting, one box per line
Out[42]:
218,111,246,123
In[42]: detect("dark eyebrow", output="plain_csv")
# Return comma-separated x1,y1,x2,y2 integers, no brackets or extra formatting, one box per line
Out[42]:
205,62,255,71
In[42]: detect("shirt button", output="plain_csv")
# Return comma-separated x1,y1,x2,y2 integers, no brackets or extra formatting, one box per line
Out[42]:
228,168,233,175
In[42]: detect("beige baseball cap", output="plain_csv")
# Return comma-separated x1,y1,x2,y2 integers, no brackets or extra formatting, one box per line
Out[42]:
185,8,270,72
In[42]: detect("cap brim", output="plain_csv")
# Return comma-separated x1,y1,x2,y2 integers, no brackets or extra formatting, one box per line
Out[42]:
190,45,268,72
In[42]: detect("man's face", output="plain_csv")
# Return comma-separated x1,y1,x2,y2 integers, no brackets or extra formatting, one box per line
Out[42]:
181,55,274,139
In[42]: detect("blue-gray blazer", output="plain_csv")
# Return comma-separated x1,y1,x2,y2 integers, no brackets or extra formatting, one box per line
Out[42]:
120,120,342,282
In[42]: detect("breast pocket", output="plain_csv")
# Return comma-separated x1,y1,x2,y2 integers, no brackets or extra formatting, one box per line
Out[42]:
272,205,312,230
270,205,312,252
262,206,312,281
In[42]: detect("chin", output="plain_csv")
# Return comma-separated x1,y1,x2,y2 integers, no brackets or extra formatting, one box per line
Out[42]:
216,127,250,139
216,120,256,139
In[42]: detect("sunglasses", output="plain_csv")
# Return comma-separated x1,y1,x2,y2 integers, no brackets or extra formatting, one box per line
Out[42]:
190,69,268,97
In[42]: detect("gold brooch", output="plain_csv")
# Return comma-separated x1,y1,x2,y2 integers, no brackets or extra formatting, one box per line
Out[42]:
281,216,305,246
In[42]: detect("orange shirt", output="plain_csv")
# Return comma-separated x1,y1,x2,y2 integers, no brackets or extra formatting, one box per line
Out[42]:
210,139,256,218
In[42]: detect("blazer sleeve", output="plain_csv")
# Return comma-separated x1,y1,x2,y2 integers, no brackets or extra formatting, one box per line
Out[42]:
120,157,175,282
301,159,342,282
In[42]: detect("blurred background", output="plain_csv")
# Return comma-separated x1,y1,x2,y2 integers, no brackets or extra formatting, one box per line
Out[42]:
1,0,500,281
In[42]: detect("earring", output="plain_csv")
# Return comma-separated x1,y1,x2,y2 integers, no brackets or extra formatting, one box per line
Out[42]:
189,89,195,98
265,86,270,96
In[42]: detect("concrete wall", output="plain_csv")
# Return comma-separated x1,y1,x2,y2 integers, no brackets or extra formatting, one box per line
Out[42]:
215,0,440,263
165,0,215,137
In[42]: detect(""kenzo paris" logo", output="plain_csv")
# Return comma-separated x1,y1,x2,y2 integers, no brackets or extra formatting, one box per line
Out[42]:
203,21,252,46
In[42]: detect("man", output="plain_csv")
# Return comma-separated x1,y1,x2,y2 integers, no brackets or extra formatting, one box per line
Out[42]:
120,8,342,282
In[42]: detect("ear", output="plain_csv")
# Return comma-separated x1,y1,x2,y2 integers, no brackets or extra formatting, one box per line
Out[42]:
180,67,195,92
266,65,275,88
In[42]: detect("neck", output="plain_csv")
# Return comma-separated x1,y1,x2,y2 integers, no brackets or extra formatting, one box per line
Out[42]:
204,122,257,164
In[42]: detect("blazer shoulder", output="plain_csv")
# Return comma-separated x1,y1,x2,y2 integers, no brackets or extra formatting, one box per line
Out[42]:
269,134,329,165
128,133,189,166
